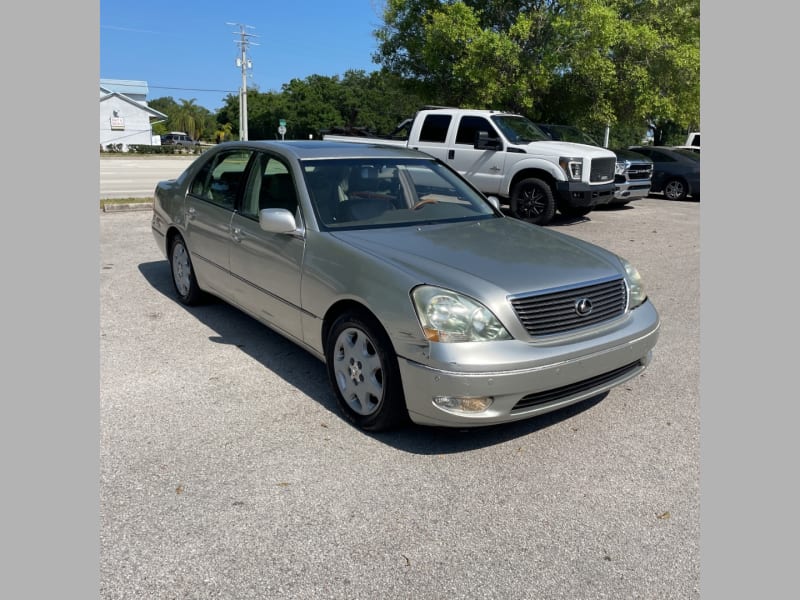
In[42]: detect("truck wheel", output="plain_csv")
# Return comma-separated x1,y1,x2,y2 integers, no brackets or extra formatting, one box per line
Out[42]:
510,178,556,226
663,178,688,201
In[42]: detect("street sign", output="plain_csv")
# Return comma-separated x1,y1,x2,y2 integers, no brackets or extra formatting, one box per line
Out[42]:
279,119,286,127
278,126,287,135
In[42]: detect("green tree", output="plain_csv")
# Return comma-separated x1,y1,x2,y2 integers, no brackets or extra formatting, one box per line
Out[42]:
149,96,217,142
374,0,699,145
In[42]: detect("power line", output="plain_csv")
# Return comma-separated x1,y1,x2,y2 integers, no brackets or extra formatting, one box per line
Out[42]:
149,85,239,94
102,81,238,94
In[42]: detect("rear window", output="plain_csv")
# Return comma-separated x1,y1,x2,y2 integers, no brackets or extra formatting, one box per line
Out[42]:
419,115,452,143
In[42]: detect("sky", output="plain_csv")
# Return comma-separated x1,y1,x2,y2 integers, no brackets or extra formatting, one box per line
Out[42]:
100,0,386,112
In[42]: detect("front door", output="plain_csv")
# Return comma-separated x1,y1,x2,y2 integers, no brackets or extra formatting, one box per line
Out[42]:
228,152,305,342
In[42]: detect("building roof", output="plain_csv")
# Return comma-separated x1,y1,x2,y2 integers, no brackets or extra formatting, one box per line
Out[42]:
100,79,150,97
100,91,168,121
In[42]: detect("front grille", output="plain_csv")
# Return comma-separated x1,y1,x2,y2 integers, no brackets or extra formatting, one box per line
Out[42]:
510,277,627,336
590,157,616,182
626,164,653,180
511,361,642,411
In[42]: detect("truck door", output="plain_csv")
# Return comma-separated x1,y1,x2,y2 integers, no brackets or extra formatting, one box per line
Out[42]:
411,113,452,164
449,115,505,195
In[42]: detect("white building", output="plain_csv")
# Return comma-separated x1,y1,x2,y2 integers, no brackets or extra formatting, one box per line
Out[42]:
100,79,167,150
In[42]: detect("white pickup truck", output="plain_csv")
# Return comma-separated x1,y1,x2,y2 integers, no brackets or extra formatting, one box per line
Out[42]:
322,107,617,225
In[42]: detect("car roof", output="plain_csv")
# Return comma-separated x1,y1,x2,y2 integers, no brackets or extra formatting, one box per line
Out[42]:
629,146,699,160
211,140,434,161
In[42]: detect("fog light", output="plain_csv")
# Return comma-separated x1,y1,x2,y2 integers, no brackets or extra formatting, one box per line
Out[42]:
433,395,493,414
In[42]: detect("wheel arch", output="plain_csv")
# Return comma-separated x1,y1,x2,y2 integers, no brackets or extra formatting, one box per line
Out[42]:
165,225,186,254
508,168,557,197
321,299,394,354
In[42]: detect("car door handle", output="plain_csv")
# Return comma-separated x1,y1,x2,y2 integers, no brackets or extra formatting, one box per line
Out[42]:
186,207,196,220
448,149,455,160
231,227,246,243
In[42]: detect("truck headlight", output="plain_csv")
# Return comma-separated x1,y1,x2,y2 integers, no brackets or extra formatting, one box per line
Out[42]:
615,160,631,176
559,156,583,181
620,258,647,308
411,285,511,342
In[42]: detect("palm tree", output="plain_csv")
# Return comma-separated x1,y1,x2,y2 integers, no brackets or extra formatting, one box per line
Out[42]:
173,99,200,140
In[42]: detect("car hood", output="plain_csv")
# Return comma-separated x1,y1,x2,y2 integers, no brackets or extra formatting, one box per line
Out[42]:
330,217,624,298
612,148,653,163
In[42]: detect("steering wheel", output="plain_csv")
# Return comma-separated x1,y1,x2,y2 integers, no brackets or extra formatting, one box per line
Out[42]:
412,198,438,210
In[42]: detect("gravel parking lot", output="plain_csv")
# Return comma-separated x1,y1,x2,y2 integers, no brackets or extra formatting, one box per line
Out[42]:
100,199,699,599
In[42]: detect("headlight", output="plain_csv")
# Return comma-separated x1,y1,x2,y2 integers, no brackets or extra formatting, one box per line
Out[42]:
615,160,630,176
620,257,647,308
559,156,583,181
411,285,511,342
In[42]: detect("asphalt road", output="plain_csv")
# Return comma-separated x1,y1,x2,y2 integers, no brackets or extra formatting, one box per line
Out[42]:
100,198,700,599
100,155,197,199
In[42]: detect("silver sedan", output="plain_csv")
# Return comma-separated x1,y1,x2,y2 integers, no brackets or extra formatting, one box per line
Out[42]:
152,140,660,431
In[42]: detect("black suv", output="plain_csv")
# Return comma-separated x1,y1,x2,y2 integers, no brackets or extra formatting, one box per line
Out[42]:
161,132,198,148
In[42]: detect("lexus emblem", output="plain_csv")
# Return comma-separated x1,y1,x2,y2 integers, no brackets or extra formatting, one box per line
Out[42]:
575,298,593,316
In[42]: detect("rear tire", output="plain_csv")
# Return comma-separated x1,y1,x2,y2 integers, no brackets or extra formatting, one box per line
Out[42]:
510,178,556,226
325,312,408,432
663,178,688,201
169,235,204,305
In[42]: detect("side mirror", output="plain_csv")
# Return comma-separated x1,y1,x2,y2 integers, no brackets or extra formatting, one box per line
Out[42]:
259,208,298,233
486,195,501,211
474,131,502,151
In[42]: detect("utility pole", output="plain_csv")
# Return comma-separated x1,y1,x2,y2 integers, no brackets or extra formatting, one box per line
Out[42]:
227,22,258,141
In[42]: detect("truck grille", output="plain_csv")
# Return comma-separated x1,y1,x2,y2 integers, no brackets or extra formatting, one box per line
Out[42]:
510,277,627,336
626,163,653,180
590,157,616,183
615,163,653,184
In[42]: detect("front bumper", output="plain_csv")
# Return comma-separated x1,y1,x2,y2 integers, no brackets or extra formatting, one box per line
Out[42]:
613,181,652,203
555,181,615,208
397,300,660,427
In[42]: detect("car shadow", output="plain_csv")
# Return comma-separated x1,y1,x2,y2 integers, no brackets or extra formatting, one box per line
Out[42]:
647,192,700,202
593,203,636,212
138,260,608,454
499,208,593,227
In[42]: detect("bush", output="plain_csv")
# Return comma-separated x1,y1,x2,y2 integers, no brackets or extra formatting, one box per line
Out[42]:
101,144,205,155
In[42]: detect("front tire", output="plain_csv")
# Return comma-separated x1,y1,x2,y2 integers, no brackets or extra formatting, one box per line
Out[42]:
169,235,204,305
325,312,408,432
663,178,688,201
510,178,556,226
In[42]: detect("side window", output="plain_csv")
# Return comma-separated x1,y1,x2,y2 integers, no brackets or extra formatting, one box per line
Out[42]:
455,116,497,145
241,153,298,219
419,114,452,143
189,150,253,208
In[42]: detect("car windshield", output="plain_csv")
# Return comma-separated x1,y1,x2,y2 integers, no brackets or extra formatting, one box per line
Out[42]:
301,158,498,230
491,115,551,144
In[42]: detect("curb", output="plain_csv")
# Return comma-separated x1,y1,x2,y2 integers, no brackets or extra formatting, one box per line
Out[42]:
102,202,154,213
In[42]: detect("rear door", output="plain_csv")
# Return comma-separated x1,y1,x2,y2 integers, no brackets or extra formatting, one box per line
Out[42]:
411,113,452,163
183,148,254,297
